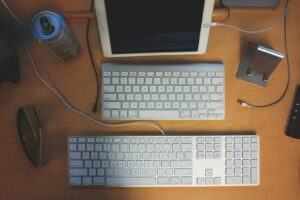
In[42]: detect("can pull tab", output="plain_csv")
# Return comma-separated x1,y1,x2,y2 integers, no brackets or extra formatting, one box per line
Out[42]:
40,17,54,35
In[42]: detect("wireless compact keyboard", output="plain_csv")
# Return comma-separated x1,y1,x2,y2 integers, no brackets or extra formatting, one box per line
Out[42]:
102,63,225,120
68,135,260,187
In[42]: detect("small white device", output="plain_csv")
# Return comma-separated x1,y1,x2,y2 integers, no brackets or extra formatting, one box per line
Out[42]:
95,0,215,57
102,63,225,120
68,135,260,187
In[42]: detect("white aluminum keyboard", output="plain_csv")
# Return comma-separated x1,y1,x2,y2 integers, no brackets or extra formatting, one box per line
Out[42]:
102,63,225,120
68,135,260,187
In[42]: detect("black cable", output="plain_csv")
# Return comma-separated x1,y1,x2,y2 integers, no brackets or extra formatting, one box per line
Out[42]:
86,0,100,113
238,0,291,109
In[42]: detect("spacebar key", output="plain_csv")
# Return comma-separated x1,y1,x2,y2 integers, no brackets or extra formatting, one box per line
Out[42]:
106,177,156,186
139,110,180,119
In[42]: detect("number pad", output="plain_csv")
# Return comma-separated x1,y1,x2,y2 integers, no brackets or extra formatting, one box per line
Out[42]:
225,136,259,185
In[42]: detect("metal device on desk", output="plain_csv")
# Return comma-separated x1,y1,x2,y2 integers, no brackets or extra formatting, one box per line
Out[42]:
237,43,285,87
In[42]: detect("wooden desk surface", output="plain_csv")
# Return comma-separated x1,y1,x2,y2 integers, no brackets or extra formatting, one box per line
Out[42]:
0,0,299,199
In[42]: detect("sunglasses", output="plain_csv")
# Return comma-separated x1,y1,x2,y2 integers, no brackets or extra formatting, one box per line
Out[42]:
17,105,42,167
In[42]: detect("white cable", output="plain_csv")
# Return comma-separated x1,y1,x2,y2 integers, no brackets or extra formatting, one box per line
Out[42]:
211,0,288,34
0,0,26,27
0,0,166,135
26,49,166,135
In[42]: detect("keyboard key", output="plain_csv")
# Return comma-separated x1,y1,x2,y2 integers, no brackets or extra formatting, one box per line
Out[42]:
226,160,234,167
205,151,214,159
70,152,81,159
197,143,205,151
251,168,259,184
243,151,251,158
70,169,88,176
171,177,181,185
226,168,234,176
215,144,223,153
157,177,169,185
182,143,192,151
181,177,193,185
251,151,259,159
212,78,223,84
107,177,156,186
103,72,111,76
103,85,115,93
157,169,166,176
251,159,258,166
234,168,242,175
69,144,77,151
242,176,250,184
226,152,234,159
205,177,214,185
177,161,192,168
70,160,83,168
226,176,242,185
89,168,97,176
197,177,205,185
197,151,205,159
78,144,86,151
234,151,242,159
70,177,81,185
242,167,250,175
97,169,105,176
104,102,121,109
174,168,192,176
214,151,221,159
214,177,222,185
139,110,179,119
205,143,213,151
93,177,105,185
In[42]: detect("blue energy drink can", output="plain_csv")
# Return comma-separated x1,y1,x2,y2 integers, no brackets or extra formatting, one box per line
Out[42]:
31,11,78,60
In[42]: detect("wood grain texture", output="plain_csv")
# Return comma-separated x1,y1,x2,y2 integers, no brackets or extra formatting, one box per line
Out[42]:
0,0,299,200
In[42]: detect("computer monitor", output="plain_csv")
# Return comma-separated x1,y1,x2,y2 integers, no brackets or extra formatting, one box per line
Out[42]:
95,0,215,57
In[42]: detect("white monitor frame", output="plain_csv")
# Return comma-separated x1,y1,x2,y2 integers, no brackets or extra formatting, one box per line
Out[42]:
95,0,215,57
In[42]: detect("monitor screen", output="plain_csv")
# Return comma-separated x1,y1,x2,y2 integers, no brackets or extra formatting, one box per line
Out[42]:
104,0,205,54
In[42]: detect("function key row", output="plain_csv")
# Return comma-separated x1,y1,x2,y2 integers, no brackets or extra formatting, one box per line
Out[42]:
196,137,221,143
225,137,258,143
69,137,193,144
69,143,193,152
103,71,224,77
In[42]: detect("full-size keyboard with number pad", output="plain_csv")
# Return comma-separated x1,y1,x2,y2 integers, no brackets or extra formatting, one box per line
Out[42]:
102,63,225,120
68,135,260,187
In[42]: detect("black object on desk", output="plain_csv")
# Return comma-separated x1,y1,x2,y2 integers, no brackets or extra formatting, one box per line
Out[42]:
286,86,300,139
17,106,43,167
